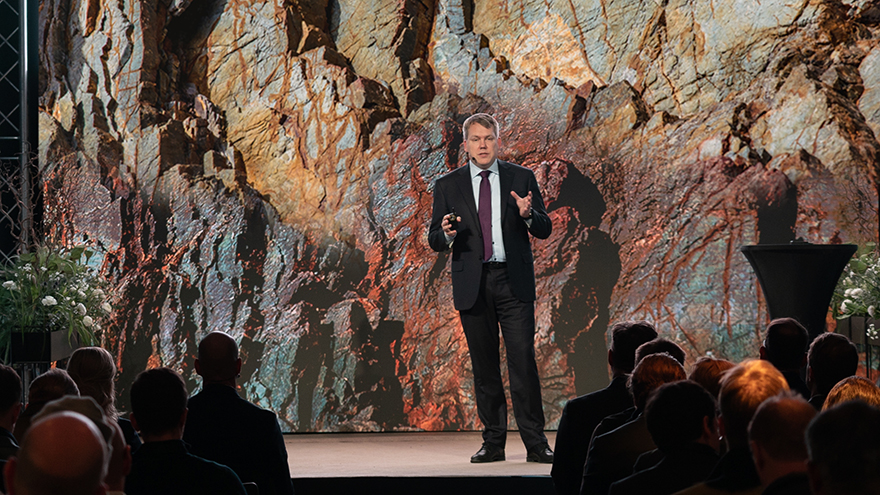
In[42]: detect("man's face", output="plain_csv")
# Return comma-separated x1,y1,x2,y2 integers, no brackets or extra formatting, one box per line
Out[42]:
465,122,499,169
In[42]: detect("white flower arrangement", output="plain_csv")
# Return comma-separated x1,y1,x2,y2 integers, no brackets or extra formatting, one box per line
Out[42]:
0,245,113,362
832,243,880,341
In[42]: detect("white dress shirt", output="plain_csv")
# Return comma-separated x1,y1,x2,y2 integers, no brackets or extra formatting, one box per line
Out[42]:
469,160,506,262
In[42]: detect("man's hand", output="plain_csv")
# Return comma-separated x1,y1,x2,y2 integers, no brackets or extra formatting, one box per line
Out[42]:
442,213,461,238
511,191,532,218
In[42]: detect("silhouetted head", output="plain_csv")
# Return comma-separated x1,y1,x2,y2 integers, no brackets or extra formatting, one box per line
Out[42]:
822,376,880,410
807,401,880,495
646,380,718,453
718,360,789,448
195,332,241,385
761,318,808,371
609,321,658,374
4,411,108,495
67,346,118,419
635,338,686,366
807,333,858,396
688,357,736,399
130,368,188,440
628,353,687,411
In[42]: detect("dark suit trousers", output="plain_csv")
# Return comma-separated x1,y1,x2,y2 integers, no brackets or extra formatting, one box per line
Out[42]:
459,263,547,450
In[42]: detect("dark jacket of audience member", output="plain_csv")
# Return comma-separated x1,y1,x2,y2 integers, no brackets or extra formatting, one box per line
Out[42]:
806,401,880,495
806,332,858,410
748,393,815,495
609,380,720,495
590,339,689,442
674,360,789,495
759,318,810,399
12,368,79,441
183,331,294,495
0,365,22,461
126,367,246,495
580,353,686,495
552,321,657,495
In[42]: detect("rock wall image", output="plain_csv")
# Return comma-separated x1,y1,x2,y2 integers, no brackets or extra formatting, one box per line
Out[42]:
37,0,879,431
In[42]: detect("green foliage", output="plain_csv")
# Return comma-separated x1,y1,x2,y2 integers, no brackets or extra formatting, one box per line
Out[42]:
831,243,880,340
0,245,112,363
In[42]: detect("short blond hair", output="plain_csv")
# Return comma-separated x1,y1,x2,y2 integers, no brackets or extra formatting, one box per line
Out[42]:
462,113,499,139
823,376,880,410
718,359,789,447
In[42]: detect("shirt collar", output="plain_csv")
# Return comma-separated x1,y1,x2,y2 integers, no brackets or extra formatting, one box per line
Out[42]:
469,159,499,179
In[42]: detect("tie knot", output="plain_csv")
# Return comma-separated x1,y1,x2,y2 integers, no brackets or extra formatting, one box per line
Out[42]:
480,170,491,179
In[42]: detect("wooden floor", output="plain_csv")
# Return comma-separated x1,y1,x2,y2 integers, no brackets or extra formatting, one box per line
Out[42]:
285,431,557,478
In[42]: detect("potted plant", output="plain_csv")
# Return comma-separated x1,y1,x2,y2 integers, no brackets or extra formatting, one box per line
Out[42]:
831,243,880,376
0,244,112,363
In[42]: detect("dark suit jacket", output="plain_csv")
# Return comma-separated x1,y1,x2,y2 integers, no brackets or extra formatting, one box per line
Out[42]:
581,414,657,495
552,375,633,495
428,160,552,310
608,443,720,495
125,440,246,495
781,370,810,400
183,385,294,495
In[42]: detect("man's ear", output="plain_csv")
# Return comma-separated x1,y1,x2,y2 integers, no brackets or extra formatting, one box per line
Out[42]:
750,440,766,473
236,358,242,375
179,408,188,429
607,349,614,368
194,359,202,376
129,413,139,433
759,346,768,361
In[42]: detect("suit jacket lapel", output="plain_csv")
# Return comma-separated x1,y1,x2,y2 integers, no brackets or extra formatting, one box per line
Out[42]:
453,165,480,234
498,160,514,225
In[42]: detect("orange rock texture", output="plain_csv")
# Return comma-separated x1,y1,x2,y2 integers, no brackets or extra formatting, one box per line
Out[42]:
37,0,879,431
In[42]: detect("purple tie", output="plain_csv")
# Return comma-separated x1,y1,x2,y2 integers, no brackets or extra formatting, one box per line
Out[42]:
479,170,492,262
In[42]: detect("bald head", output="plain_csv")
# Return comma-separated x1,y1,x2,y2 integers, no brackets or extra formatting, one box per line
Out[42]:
5,411,108,495
196,332,241,384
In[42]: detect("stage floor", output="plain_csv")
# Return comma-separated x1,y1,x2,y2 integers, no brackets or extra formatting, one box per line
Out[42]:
285,431,557,478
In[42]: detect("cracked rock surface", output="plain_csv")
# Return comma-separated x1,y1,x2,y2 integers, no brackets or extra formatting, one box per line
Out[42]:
38,0,879,431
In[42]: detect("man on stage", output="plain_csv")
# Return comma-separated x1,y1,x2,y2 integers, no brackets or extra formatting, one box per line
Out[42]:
428,113,554,463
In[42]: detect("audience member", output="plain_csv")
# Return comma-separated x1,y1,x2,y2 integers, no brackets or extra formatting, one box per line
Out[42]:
125,367,246,495
748,393,816,495
593,339,689,439
821,376,880,410
675,359,789,495
806,401,880,495
30,395,129,494
12,369,79,441
580,353,686,495
184,332,295,495
552,321,657,495
689,357,736,399
759,318,810,399
0,365,22,460
67,347,142,450
3,411,108,495
635,338,687,366
806,333,858,409
609,380,720,495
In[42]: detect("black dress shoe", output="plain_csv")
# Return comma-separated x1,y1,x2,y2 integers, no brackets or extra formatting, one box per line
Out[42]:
526,444,554,463
470,444,505,463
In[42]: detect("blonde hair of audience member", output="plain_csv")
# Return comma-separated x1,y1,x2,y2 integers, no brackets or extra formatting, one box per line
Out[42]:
628,352,688,411
688,357,736,399
822,376,880,410
718,359,789,449
67,347,118,420
748,392,816,488
4,411,108,495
